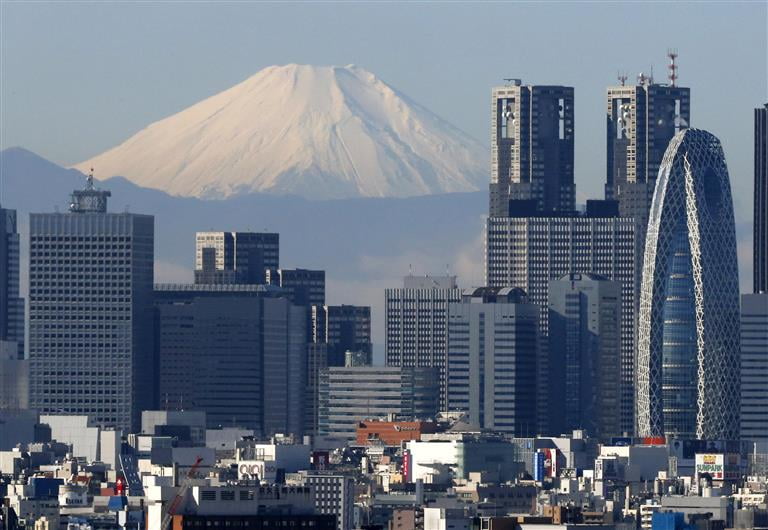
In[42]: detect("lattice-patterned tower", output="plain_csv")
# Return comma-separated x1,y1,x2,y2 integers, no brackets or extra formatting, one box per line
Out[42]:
637,129,740,440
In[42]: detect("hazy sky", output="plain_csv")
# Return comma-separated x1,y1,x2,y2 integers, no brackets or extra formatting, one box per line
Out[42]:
1,1,766,208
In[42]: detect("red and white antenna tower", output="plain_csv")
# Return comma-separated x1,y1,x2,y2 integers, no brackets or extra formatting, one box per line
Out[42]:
667,49,678,87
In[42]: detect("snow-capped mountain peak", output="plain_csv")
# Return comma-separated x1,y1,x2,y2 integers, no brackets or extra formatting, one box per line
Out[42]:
74,64,487,200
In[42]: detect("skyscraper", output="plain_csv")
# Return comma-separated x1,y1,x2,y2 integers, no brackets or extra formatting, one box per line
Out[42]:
267,268,325,307
485,208,636,434
755,104,768,293
385,275,462,409
311,305,372,366
154,284,306,436
548,274,621,439
0,207,24,358
637,129,740,440
740,293,768,442
195,231,279,284
489,81,575,216
29,178,154,431
446,287,538,436
606,79,690,222
606,78,690,304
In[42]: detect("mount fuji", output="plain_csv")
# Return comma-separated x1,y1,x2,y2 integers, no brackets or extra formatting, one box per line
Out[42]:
74,64,488,200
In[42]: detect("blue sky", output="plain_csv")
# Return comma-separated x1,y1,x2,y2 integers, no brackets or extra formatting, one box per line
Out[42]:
1,1,766,209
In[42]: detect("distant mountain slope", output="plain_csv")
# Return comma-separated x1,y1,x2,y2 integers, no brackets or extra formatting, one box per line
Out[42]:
2,147,488,344
74,64,488,199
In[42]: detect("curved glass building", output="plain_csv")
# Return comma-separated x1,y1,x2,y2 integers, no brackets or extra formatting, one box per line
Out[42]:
637,129,740,440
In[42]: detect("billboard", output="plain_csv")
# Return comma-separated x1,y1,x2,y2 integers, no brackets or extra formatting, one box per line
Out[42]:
534,448,557,480
238,460,277,481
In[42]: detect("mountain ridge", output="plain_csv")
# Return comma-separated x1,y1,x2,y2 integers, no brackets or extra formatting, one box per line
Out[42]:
73,64,488,200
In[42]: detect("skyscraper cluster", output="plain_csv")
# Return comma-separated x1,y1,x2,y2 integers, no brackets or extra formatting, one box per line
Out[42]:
0,58,765,452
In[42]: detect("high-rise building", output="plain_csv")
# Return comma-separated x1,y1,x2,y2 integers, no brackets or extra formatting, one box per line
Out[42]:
195,231,279,284
755,104,768,293
297,472,355,530
28,178,154,431
489,81,575,216
267,268,325,307
154,284,305,436
548,273,622,439
606,79,690,307
606,79,690,223
317,365,439,443
485,207,636,434
385,275,462,410
446,287,538,436
311,305,371,366
740,293,768,442
0,206,24,358
637,129,740,440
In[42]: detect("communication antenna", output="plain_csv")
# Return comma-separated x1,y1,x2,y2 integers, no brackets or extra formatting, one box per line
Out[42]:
86,167,95,190
617,72,628,86
667,49,679,87
649,65,654,84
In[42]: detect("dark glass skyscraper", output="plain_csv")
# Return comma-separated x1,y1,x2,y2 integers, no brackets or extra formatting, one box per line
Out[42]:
489,82,575,216
755,104,768,293
637,129,740,440
0,207,24,358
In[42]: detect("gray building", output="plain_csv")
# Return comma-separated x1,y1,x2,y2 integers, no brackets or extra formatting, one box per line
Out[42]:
606,78,690,312
740,293,768,442
755,104,768,293
446,287,538,436
385,275,462,410
606,79,690,226
311,305,371,367
485,207,635,435
298,472,355,530
317,366,439,443
154,284,306,436
28,178,154,431
489,81,575,216
548,273,622,439
195,231,279,284
0,206,24,358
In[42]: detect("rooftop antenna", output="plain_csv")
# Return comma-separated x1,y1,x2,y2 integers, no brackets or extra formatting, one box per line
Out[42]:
648,65,655,85
667,49,678,86
617,72,628,86
503,77,522,86
86,168,95,190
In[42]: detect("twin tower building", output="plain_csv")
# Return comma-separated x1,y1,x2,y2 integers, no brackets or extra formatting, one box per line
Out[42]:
485,75,740,440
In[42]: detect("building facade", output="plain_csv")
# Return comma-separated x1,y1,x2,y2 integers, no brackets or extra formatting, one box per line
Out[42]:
446,287,538,436
385,275,462,410
317,366,439,443
266,268,325,307
740,293,768,442
0,206,24,358
548,273,622,439
485,211,635,434
489,82,575,216
28,181,154,431
312,305,372,367
755,104,768,293
605,81,691,311
195,231,279,284
637,129,740,440
154,284,306,436
605,81,690,224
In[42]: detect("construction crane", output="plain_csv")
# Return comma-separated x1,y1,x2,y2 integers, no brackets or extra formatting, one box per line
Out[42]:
161,456,204,530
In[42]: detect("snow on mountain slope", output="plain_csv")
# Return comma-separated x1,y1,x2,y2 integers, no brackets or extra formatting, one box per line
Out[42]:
74,64,488,199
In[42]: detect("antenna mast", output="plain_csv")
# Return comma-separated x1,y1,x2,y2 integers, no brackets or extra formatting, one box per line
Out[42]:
667,49,678,87
617,72,628,86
